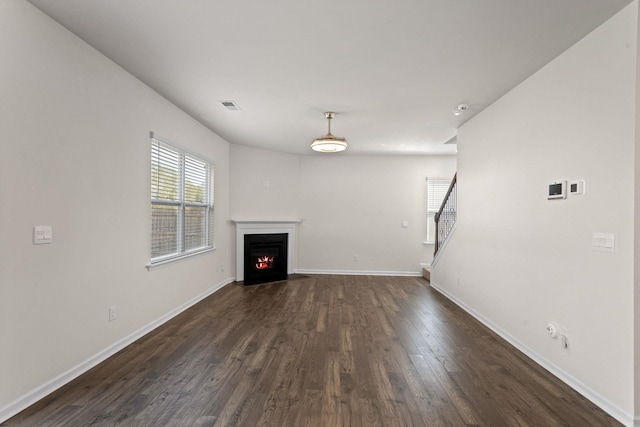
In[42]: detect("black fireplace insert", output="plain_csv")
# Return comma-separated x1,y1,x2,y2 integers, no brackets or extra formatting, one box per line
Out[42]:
243,233,288,285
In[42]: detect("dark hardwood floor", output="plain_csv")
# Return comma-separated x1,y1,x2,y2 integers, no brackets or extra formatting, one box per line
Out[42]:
4,275,620,426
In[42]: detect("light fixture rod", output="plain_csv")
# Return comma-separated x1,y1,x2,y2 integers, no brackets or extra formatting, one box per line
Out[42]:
325,111,335,134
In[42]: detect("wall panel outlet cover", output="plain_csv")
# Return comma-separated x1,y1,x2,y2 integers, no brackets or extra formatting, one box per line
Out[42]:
33,226,53,244
592,232,614,252
569,180,585,195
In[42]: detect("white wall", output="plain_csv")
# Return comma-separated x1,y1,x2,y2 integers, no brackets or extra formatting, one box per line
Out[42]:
230,144,301,220
230,147,456,276
298,155,456,275
0,0,233,419
635,1,640,419
433,2,637,423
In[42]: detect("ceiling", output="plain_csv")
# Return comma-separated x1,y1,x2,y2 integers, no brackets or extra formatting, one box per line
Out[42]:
27,0,632,156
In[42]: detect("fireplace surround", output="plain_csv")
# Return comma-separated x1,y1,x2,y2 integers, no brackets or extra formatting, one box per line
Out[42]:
232,220,299,283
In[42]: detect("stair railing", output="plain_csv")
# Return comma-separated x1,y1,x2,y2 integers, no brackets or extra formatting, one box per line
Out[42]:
434,173,457,256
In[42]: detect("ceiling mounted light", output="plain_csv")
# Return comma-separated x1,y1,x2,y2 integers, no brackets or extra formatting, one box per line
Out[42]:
452,103,469,116
311,112,347,153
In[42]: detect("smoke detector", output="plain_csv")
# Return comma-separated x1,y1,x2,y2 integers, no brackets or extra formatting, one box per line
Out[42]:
452,103,469,116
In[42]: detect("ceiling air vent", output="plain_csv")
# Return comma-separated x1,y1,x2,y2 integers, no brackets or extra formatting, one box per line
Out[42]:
219,100,241,111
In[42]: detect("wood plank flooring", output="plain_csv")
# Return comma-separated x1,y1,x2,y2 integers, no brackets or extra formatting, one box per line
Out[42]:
4,275,621,426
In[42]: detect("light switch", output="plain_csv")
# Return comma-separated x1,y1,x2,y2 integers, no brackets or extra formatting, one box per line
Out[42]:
592,232,614,253
570,180,585,195
402,221,409,228
34,226,53,245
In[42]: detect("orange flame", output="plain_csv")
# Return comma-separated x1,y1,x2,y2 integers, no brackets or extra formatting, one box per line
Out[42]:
255,256,275,270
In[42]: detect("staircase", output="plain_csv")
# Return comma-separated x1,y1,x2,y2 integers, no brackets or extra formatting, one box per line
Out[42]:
434,173,457,257
424,173,456,284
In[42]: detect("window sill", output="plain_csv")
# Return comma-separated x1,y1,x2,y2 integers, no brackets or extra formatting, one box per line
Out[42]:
147,247,216,271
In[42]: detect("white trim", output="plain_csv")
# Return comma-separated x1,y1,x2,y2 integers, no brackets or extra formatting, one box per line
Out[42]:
429,280,635,427
232,220,299,281
147,247,215,270
0,277,234,424
296,269,422,277
231,220,301,224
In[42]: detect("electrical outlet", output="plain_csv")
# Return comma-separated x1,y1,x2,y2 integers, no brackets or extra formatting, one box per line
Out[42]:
353,255,358,262
109,306,117,322
560,327,569,349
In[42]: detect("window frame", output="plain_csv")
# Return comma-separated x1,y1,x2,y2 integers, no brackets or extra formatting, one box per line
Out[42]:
149,133,215,269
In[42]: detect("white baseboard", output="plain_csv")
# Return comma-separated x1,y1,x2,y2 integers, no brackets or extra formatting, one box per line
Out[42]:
0,277,235,424
296,269,422,277
429,280,635,427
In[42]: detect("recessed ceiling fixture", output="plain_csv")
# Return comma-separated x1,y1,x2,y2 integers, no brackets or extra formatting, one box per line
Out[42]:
311,112,347,153
452,103,469,116
219,100,241,111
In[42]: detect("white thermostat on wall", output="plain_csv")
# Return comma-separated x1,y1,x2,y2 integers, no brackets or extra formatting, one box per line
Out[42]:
547,181,567,200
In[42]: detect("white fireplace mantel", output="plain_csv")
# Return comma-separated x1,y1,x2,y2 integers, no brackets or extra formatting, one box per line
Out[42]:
231,220,300,281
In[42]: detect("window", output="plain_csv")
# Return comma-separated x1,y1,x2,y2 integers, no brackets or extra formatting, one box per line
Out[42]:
150,135,214,266
426,177,450,244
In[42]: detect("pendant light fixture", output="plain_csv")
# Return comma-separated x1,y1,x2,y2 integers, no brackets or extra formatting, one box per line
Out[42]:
311,112,347,152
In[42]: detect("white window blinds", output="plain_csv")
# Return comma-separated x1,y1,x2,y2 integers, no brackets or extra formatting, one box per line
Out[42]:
151,135,214,264
426,177,451,244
